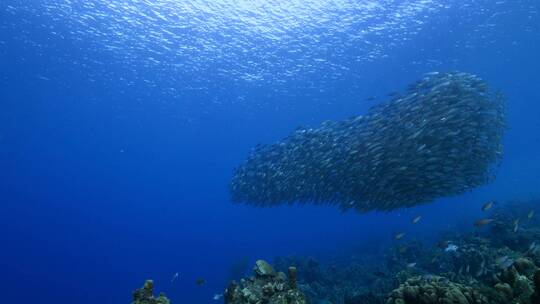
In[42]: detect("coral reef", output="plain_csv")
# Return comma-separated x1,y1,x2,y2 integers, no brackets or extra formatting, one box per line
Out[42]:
263,199,540,304
132,280,170,304
386,275,488,304
224,260,306,304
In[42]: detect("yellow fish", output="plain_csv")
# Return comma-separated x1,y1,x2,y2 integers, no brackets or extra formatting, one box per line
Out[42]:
394,232,406,240
411,215,422,224
474,219,494,227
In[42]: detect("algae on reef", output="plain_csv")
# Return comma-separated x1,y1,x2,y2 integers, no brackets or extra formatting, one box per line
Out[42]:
224,259,306,304
264,198,540,304
132,280,170,304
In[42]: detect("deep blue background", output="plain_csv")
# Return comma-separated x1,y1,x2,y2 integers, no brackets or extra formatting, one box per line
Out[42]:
1,1,539,303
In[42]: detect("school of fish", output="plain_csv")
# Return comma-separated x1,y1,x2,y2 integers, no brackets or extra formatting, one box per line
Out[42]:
229,72,506,212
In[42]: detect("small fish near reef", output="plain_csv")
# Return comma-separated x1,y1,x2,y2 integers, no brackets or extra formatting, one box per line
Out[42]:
213,294,223,300
481,201,494,211
373,271,387,278
171,272,179,283
474,218,494,227
528,210,535,219
394,232,406,240
513,219,520,232
437,240,450,249
495,255,514,269
444,243,458,253
411,215,422,224
196,278,206,286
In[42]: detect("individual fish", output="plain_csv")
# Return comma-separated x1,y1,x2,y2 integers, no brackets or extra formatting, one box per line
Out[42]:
171,272,179,283
398,246,408,253
481,201,494,211
437,240,450,249
500,259,514,269
528,242,540,255
406,262,417,268
364,96,376,101
528,210,535,219
394,232,406,240
474,219,494,227
475,260,486,277
513,219,520,232
196,278,206,286
444,244,458,253
495,256,514,269
373,271,387,278
213,294,223,300
411,215,422,224
466,265,470,273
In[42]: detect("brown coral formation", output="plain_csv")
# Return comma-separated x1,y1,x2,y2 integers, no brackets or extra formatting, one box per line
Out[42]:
132,280,170,304
224,260,306,304
386,276,488,304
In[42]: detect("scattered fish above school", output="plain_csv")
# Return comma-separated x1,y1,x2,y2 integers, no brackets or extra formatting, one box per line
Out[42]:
196,278,206,286
171,272,179,283
230,72,506,212
411,215,422,224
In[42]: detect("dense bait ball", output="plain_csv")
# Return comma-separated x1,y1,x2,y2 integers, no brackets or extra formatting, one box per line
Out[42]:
230,72,506,212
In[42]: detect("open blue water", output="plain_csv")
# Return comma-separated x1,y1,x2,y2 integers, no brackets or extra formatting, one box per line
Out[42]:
0,0,539,303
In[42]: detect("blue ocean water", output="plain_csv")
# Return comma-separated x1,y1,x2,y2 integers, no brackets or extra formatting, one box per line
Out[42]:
0,0,539,303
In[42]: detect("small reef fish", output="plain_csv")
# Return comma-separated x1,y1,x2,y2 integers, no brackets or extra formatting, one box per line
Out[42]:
394,232,406,240
528,210,535,219
213,294,223,300
474,219,494,227
373,271,387,278
528,242,540,255
437,240,450,249
444,244,458,253
465,265,470,273
196,278,206,286
411,215,422,224
495,256,514,269
513,219,520,232
171,272,179,283
406,262,417,268
475,260,486,277
481,201,494,211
